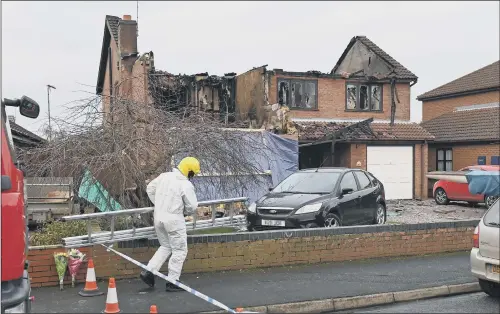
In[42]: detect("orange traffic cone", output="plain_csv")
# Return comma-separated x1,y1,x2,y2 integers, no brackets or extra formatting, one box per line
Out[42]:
103,278,120,314
150,305,158,313
79,259,104,297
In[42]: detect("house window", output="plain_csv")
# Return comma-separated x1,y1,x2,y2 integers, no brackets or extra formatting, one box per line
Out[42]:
278,78,317,110
437,149,453,171
345,83,382,111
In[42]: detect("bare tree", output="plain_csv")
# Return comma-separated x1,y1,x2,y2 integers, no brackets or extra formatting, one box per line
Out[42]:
21,73,276,219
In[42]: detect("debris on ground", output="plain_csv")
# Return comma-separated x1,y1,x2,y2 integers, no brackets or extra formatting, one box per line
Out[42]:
386,199,486,224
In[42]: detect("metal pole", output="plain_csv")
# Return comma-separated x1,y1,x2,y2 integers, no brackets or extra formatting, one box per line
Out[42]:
46,84,56,141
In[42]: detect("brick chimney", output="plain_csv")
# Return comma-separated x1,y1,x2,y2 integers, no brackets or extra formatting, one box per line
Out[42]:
118,15,138,57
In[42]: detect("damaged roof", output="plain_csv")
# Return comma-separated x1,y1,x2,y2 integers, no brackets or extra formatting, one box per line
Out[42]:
417,60,500,101
96,15,122,95
421,106,500,142
295,120,434,142
332,36,418,81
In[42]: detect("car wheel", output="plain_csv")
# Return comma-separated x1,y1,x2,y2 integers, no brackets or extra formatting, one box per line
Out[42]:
324,213,341,228
373,203,386,225
485,195,498,208
479,279,500,298
434,188,449,205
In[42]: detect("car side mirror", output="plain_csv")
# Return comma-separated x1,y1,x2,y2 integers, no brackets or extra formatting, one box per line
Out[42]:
1,176,12,192
269,187,273,191
341,188,354,196
19,96,40,119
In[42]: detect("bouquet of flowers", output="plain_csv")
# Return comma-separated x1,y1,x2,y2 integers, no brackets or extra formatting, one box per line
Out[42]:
67,249,86,287
53,252,68,290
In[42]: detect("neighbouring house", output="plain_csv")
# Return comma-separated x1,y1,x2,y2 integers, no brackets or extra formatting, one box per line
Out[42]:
7,115,47,176
417,60,500,197
418,60,500,122
7,115,46,150
421,104,500,197
95,15,433,200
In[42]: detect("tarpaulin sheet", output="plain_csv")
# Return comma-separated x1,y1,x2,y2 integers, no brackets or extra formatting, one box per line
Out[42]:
466,170,500,197
78,169,123,212
173,130,298,204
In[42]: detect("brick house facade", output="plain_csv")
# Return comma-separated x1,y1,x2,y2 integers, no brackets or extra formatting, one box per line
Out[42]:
96,17,432,200
234,36,433,200
418,61,500,197
419,61,499,123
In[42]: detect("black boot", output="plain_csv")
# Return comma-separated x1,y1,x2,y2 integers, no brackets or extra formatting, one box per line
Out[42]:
140,270,155,288
165,281,184,292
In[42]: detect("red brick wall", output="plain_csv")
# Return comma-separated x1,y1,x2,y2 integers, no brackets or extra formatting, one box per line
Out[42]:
414,143,429,200
28,222,476,288
268,75,411,121
349,144,366,169
429,143,500,171
422,91,500,122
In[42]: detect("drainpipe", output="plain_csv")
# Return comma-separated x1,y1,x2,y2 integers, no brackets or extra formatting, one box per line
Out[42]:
420,141,426,200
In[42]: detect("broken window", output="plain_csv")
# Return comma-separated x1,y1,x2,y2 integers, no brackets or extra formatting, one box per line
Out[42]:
346,84,357,110
345,82,383,112
278,80,290,106
371,86,381,110
277,78,317,109
359,85,369,110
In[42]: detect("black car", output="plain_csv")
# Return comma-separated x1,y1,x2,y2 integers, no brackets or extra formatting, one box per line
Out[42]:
246,168,387,231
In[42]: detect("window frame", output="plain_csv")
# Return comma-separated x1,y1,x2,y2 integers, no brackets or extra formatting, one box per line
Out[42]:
436,148,453,171
345,82,383,112
277,78,318,111
339,171,360,194
354,170,373,190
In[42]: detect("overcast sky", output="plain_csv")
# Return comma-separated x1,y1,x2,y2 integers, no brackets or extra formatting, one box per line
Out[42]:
2,1,499,136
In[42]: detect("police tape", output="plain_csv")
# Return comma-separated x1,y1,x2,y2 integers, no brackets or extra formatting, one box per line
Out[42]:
101,244,258,314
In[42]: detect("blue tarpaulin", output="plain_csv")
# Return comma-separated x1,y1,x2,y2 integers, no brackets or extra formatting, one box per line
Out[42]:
466,170,500,197
173,130,298,204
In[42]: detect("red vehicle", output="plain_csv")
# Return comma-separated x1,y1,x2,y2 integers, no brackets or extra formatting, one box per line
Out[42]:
433,165,500,208
2,96,40,313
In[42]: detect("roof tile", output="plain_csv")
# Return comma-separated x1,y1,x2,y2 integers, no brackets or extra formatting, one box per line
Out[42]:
105,15,120,43
294,121,434,142
356,36,417,80
417,61,500,100
10,121,46,143
421,106,500,142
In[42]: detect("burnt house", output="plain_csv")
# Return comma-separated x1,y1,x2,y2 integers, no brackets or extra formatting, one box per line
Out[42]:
96,15,237,124
233,36,434,200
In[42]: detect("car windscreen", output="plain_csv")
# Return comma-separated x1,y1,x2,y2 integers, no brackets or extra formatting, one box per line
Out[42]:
483,199,499,227
272,172,341,194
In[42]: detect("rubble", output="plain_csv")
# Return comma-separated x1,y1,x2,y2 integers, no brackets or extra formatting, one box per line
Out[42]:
386,199,486,224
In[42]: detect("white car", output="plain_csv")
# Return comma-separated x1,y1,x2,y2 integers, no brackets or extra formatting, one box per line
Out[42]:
470,198,500,297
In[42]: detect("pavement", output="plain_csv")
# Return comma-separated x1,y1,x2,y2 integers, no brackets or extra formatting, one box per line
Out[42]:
338,292,500,313
31,251,475,313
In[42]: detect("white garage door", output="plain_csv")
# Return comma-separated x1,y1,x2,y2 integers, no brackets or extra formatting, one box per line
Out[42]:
367,146,413,200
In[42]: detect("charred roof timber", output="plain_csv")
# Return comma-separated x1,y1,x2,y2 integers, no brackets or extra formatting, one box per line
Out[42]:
147,69,236,121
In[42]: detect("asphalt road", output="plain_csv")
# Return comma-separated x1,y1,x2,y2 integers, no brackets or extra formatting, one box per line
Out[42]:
32,251,475,313
340,292,500,313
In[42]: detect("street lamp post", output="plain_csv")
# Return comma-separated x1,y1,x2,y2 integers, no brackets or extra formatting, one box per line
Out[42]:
47,84,56,141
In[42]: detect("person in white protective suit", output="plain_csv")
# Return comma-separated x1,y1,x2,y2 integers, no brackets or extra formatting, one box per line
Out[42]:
140,157,200,292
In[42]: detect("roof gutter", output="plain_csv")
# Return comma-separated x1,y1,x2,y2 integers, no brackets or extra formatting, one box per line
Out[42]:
417,86,500,102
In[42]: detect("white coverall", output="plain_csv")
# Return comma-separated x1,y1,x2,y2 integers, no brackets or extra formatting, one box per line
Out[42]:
145,168,198,281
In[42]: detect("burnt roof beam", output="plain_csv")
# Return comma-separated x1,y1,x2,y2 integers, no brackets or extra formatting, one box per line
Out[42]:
298,118,374,147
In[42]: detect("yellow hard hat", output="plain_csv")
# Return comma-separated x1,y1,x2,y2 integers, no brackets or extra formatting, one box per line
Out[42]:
177,157,201,178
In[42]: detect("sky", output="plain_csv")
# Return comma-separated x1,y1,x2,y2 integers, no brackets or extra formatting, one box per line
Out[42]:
2,1,499,137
